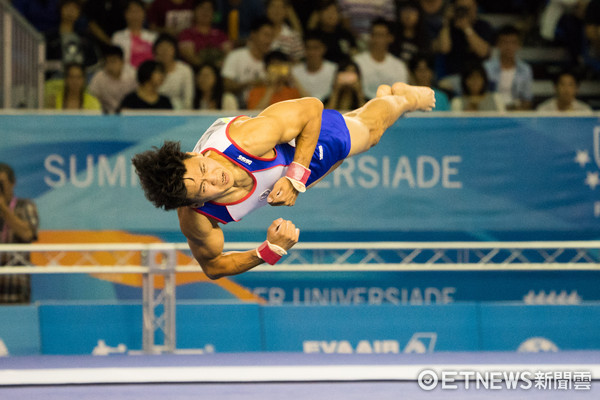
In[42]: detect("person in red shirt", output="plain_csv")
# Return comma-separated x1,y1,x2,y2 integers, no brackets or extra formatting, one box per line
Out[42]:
178,0,231,67
147,0,195,36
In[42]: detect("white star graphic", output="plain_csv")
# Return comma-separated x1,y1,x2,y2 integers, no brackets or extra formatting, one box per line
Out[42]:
585,171,600,190
574,150,591,168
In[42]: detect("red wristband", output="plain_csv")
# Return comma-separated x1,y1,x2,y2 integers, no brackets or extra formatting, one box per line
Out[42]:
257,240,283,265
286,162,310,185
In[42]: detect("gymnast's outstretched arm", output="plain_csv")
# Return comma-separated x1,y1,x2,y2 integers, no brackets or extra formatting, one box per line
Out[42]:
178,207,299,279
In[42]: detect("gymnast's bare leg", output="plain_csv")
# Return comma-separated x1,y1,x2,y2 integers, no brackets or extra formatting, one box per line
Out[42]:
307,82,435,189
343,82,435,157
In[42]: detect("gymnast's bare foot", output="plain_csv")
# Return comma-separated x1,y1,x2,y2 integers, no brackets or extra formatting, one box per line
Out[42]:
376,84,392,97
391,82,436,112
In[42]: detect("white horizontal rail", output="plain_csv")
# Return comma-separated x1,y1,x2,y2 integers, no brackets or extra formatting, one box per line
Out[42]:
254,263,600,272
0,263,598,274
0,266,159,274
0,241,599,251
0,242,598,272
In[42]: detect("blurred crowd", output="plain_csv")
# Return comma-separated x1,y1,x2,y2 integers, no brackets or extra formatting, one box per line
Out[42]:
11,0,600,113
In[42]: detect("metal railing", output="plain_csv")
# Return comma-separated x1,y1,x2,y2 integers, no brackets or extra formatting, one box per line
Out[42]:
0,241,599,354
0,0,45,109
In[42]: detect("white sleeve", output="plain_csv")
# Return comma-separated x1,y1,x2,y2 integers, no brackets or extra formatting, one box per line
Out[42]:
221,51,238,80
222,92,239,111
182,63,194,110
397,59,409,83
87,72,101,97
450,97,463,112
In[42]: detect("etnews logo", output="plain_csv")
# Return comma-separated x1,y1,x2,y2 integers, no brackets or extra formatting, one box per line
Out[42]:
417,369,592,391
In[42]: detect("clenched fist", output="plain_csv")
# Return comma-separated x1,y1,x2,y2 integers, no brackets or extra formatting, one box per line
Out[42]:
267,177,299,206
266,218,300,251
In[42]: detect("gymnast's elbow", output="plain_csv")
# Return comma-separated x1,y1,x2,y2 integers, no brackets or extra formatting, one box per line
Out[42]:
198,257,235,280
303,97,324,114
200,265,224,280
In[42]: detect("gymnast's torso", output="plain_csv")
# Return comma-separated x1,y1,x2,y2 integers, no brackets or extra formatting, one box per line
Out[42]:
192,110,352,224
192,116,296,224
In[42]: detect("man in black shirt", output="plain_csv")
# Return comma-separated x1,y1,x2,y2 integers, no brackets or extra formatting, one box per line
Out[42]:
119,60,174,111
434,0,494,76
585,0,600,73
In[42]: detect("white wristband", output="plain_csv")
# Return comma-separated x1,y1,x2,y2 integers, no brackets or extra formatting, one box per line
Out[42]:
266,241,287,256
285,176,307,193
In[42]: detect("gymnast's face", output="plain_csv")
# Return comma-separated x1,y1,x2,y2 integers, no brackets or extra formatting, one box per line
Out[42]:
183,153,234,206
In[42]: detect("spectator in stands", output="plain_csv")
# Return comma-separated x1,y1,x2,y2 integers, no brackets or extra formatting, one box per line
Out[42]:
45,0,99,77
307,0,357,64
147,0,195,36
178,0,231,68
84,0,128,47
434,0,494,77
539,0,588,65
584,0,600,73
193,63,238,110
484,25,533,110
291,32,337,101
451,62,505,111
0,163,39,304
112,0,158,69
221,17,274,106
216,0,266,45
392,0,432,65
265,0,305,62
477,0,545,14
409,54,450,111
337,0,396,44
325,60,366,110
536,70,592,112
88,46,137,114
353,18,409,100
289,0,320,31
153,34,195,110
13,0,60,34
47,63,101,110
246,50,301,109
119,60,174,110
419,0,448,41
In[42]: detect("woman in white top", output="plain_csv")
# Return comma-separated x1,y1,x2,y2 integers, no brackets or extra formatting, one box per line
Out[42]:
111,0,158,68
193,63,238,111
153,34,195,110
451,63,505,112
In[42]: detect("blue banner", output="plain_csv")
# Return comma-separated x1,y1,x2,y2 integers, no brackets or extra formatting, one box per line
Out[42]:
234,270,600,304
1,114,599,240
2,114,600,305
2,303,599,354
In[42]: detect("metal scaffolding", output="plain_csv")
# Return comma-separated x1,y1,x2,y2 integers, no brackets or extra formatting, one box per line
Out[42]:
0,0,45,109
0,241,599,353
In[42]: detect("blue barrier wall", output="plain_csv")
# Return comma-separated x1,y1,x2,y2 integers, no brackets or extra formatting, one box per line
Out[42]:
0,305,40,355
2,115,599,355
1,302,599,355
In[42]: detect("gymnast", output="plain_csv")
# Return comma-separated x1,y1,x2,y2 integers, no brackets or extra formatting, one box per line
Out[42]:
132,82,435,279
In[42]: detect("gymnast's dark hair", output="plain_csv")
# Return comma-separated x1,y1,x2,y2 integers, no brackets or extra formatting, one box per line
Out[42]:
132,141,194,210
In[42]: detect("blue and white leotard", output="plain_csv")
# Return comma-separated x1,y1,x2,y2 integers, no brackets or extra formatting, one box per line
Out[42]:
193,109,351,224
